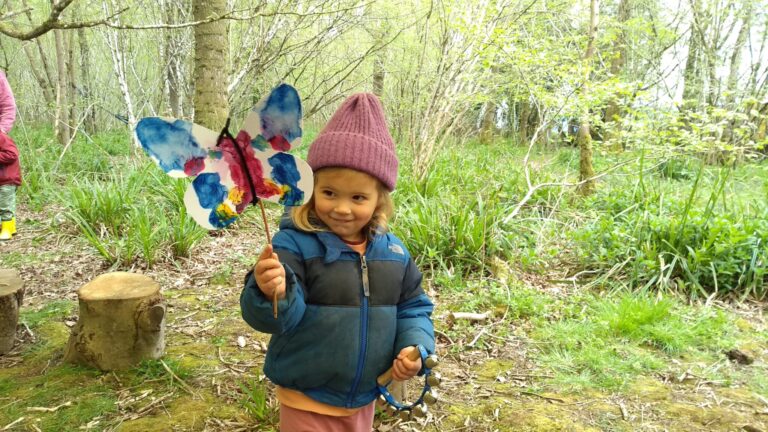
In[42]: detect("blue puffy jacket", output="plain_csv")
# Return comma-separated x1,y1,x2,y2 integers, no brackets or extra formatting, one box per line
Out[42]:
240,217,435,409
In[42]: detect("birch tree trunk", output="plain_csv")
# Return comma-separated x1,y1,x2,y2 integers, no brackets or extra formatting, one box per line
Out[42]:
54,29,71,145
192,0,229,130
102,1,137,143
577,0,599,195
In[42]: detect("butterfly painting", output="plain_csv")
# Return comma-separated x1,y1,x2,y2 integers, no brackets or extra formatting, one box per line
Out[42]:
135,84,313,230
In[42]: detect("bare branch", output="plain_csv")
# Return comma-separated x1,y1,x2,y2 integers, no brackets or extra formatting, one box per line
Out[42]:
0,7,33,21
0,1,374,40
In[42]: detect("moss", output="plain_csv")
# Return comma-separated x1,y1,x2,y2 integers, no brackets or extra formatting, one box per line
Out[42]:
116,391,243,432
626,378,671,402
164,343,221,371
661,402,752,429
444,394,603,431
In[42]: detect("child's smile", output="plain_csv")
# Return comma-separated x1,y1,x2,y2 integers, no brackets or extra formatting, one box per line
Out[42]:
313,168,380,244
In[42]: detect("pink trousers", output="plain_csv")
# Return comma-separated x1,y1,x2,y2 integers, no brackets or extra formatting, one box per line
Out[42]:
279,402,375,432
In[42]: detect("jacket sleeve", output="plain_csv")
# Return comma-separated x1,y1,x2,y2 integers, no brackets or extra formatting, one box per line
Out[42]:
240,232,307,335
0,133,18,165
0,72,16,134
393,257,435,357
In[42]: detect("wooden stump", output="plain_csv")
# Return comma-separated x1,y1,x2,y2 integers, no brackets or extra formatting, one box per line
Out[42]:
64,272,166,371
0,269,24,355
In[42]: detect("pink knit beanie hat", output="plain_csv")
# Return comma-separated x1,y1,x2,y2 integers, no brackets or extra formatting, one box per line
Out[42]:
308,93,398,190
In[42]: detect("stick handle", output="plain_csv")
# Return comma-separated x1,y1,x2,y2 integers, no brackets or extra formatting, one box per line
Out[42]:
257,201,277,319
377,346,421,386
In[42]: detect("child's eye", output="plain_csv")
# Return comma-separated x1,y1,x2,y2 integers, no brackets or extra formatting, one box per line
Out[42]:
322,190,335,197
353,195,367,202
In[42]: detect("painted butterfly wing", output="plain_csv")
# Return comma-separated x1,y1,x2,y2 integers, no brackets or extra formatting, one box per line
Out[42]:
135,117,219,178
135,84,313,230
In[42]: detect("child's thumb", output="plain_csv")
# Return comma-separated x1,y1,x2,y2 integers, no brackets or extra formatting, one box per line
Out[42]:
259,244,273,260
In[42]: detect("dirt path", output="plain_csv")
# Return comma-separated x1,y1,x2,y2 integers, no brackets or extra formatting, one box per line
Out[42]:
1,207,767,431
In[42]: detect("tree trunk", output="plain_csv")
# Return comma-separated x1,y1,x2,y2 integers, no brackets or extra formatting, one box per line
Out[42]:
682,0,704,108
0,269,24,355
372,53,385,97
54,29,71,145
192,0,229,130
577,0,599,195
603,0,629,147
64,272,166,371
162,1,188,118
479,101,496,144
66,30,77,140
725,4,751,107
78,26,97,134
518,100,531,144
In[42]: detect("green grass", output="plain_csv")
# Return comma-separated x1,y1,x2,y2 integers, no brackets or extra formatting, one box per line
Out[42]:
529,290,740,391
20,300,76,329
0,364,117,430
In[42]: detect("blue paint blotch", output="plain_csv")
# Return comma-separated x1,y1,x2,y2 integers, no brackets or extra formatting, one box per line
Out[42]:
193,173,228,209
258,84,302,143
269,153,304,205
136,118,207,173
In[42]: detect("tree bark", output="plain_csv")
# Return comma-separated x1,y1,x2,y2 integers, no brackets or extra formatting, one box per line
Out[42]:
192,0,229,130
603,0,629,144
54,29,71,145
0,269,24,355
577,0,599,195
372,53,385,97
518,100,531,144
479,101,496,144
64,272,166,371
78,26,97,134
725,3,751,107
682,0,705,108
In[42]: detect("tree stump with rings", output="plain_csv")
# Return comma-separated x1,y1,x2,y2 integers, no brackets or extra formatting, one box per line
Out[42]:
64,272,166,370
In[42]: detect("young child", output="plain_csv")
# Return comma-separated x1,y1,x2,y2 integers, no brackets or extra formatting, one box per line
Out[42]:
240,93,435,431
0,69,18,241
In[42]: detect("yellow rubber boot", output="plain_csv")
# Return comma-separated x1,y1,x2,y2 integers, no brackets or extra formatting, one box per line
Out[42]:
0,220,11,240
9,217,15,234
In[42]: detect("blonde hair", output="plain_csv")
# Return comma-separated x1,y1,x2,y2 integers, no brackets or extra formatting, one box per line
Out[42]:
290,167,394,237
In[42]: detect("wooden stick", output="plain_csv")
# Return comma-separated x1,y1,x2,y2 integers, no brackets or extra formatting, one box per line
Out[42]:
377,346,421,386
257,200,277,319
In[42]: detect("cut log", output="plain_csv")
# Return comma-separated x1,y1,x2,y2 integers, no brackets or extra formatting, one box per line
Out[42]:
64,272,166,371
0,269,24,355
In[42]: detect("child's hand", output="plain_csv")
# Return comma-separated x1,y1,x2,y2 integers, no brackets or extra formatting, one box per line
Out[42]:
391,346,422,381
254,245,286,300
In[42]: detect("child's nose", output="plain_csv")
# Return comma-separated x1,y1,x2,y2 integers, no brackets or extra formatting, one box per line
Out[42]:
334,203,351,214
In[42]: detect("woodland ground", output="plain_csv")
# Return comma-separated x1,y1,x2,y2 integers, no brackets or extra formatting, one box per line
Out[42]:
1,200,767,432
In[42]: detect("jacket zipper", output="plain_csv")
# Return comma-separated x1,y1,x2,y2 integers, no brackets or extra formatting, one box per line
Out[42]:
346,255,370,407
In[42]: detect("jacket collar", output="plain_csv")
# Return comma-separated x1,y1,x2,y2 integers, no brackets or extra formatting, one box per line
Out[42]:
279,209,380,263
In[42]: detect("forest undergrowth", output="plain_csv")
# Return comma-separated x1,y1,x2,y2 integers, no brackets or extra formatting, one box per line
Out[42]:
0,127,767,431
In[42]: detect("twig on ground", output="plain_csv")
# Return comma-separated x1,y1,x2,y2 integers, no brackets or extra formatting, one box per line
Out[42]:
467,328,487,347
1,417,24,431
520,391,566,403
134,393,174,416
26,401,73,412
449,312,489,322
160,360,197,397
618,401,628,420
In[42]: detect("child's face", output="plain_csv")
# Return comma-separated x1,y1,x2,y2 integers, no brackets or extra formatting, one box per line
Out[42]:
313,168,380,243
